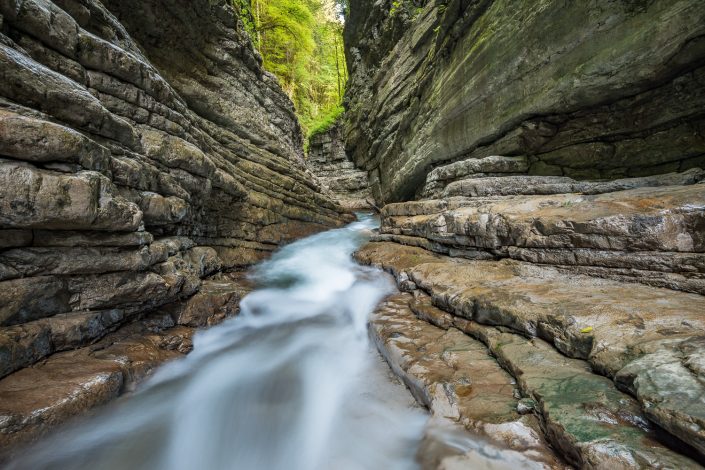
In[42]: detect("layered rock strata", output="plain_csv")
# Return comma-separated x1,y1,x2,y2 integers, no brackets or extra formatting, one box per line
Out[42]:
372,293,568,469
0,273,252,458
306,120,372,210
376,182,705,295
344,0,705,203
359,242,705,467
0,0,348,453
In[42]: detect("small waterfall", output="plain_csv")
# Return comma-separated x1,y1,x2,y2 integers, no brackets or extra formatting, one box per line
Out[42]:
9,214,428,470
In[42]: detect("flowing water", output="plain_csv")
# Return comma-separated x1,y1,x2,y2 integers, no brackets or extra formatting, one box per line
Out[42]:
9,214,430,470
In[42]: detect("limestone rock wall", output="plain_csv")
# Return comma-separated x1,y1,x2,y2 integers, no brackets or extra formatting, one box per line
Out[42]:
0,0,350,379
306,120,372,210
344,0,705,203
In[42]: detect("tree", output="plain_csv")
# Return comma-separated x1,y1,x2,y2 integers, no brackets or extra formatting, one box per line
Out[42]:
236,0,347,138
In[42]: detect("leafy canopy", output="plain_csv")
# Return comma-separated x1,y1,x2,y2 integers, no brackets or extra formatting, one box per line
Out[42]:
235,0,348,141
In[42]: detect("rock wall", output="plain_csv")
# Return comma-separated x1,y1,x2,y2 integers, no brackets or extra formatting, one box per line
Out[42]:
347,1,705,465
306,120,372,210
344,0,705,203
0,0,350,445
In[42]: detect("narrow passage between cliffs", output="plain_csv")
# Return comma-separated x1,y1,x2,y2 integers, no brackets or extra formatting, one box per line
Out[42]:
8,214,430,470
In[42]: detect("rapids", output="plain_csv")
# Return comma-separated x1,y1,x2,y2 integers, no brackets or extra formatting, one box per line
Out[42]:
9,214,428,470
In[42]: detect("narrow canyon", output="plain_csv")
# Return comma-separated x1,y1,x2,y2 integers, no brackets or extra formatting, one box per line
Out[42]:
1,0,704,469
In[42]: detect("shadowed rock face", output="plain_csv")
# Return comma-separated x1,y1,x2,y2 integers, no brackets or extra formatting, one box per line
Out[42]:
0,0,350,448
344,0,705,203
307,121,373,210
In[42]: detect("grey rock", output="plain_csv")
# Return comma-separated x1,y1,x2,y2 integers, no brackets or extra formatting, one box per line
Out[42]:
307,120,372,210
344,1,705,202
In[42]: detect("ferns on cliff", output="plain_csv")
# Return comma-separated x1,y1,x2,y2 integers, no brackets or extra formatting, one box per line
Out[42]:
234,0,348,139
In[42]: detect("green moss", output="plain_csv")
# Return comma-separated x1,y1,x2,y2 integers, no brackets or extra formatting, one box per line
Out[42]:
305,104,344,143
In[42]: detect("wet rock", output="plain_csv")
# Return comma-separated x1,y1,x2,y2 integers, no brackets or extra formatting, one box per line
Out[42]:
164,279,251,327
517,399,536,416
372,292,565,468
472,325,699,469
356,242,705,457
0,275,249,457
0,351,124,453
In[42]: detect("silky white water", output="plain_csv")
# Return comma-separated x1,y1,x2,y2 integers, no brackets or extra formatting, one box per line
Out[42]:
9,214,429,470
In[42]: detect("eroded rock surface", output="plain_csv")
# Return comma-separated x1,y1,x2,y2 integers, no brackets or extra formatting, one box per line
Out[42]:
344,0,705,203
306,120,372,210
0,274,252,459
357,242,705,464
0,0,348,454
371,292,567,469
377,183,705,294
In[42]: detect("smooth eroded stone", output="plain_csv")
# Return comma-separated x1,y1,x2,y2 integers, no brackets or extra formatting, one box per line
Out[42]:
470,325,700,469
355,242,705,454
0,276,70,326
0,308,132,379
32,230,154,247
0,109,110,172
408,292,700,468
0,352,124,452
164,279,251,327
371,292,564,468
0,161,142,231
0,273,251,457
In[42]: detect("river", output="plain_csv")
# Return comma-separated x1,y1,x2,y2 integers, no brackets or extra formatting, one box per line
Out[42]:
8,214,430,470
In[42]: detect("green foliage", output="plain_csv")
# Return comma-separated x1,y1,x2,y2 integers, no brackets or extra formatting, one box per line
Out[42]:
389,0,425,19
307,104,343,140
238,0,348,139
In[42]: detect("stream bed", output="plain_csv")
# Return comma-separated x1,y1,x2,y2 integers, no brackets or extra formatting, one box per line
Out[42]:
9,214,431,470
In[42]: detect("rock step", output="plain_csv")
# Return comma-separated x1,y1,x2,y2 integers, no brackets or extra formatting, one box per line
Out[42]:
0,276,252,459
355,242,705,458
421,156,530,198
407,293,701,469
381,183,705,294
371,292,568,469
440,169,705,198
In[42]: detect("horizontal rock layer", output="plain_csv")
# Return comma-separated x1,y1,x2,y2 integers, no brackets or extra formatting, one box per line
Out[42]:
376,182,705,294
0,0,349,453
0,273,252,459
0,1,349,360
307,121,372,210
357,242,705,464
372,292,567,469
344,0,705,203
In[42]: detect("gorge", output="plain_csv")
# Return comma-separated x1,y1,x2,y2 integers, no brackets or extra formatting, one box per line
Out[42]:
2,0,705,469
